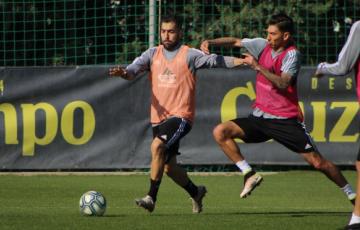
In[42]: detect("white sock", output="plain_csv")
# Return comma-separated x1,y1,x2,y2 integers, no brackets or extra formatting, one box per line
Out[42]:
349,213,360,225
341,184,356,198
235,160,252,175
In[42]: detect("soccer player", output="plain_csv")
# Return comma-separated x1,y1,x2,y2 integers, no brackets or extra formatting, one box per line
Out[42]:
315,20,360,230
109,15,244,213
200,13,356,202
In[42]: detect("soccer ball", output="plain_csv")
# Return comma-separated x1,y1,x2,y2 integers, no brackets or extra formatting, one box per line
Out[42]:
79,191,107,216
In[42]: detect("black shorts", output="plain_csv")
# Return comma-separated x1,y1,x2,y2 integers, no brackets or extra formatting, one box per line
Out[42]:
152,117,192,161
232,115,318,153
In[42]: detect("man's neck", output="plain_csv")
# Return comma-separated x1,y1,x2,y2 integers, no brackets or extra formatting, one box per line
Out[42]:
164,43,182,52
273,39,294,53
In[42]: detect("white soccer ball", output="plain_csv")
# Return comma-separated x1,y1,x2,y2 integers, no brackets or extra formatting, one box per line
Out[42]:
79,191,107,216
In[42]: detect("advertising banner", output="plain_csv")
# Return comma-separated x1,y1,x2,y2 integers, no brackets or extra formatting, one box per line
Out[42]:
0,66,358,169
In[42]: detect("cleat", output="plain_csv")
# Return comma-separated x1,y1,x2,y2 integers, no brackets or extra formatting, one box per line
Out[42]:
190,185,207,213
348,193,356,205
240,171,263,198
135,195,155,213
345,223,360,230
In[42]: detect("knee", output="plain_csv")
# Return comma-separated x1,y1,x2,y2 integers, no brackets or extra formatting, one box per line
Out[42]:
213,124,228,143
151,139,166,158
310,157,329,171
311,160,323,170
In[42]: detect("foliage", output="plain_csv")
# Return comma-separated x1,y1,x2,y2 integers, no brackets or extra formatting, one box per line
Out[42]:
0,0,359,66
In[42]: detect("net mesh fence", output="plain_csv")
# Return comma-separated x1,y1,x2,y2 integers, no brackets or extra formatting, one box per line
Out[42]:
0,0,359,66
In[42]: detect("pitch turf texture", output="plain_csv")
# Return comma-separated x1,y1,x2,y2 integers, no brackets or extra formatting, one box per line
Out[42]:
0,171,356,230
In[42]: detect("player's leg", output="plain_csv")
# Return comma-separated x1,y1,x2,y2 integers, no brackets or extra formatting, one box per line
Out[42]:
346,156,360,229
213,120,247,163
213,117,265,198
136,117,193,212
135,137,166,212
266,118,356,204
346,161,360,229
164,156,207,213
301,151,355,203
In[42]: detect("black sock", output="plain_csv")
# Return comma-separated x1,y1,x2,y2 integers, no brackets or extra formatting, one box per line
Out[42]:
147,179,161,202
183,180,198,198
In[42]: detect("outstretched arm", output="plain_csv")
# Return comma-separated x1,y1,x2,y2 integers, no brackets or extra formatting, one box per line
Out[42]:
108,47,156,80
200,37,242,54
316,21,360,77
109,66,134,80
188,47,246,71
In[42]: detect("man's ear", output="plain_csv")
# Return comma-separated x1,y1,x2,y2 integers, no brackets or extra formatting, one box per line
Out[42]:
283,32,290,41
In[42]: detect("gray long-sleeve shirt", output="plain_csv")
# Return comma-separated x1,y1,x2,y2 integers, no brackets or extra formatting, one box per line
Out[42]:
316,20,360,75
126,43,236,77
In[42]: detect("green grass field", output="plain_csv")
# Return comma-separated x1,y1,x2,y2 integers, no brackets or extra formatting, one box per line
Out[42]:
0,171,356,230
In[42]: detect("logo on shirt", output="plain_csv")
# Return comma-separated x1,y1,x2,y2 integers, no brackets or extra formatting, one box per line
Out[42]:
304,143,312,150
158,68,177,87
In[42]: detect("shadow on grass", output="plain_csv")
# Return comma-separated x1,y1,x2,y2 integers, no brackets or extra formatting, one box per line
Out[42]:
100,214,128,218
206,211,350,218
145,211,350,218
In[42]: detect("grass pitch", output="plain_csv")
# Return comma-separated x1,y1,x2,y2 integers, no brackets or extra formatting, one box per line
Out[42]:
0,171,355,230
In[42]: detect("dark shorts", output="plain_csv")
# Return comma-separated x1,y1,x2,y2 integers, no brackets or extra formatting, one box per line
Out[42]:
231,115,318,153
152,117,192,161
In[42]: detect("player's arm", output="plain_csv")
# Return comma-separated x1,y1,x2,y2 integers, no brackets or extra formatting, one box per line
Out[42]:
200,37,242,54
316,21,360,77
188,48,246,71
108,47,155,80
242,53,293,89
109,65,133,80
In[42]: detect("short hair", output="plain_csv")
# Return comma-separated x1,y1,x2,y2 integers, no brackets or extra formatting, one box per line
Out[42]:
160,15,183,31
268,13,295,34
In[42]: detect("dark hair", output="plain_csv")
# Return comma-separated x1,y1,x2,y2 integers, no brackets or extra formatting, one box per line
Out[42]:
268,13,295,34
160,15,183,31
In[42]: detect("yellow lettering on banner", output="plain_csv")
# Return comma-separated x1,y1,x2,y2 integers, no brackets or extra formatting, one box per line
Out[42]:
329,102,359,142
310,102,327,142
0,80,4,95
61,101,95,145
311,78,318,90
221,82,256,122
329,78,335,90
21,103,58,156
0,103,19,144
346,78,353,90
221,82,255,143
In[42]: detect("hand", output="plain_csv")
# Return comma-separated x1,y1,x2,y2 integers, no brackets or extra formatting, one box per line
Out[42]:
109,66,127,78
233,55,246,66
242,53,260,71
314,62,326,78
200,40,210,54
314,70,324,78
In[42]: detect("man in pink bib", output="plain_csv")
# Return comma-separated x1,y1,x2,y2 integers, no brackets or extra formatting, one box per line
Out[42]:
109,15,244,213
201,13,356,203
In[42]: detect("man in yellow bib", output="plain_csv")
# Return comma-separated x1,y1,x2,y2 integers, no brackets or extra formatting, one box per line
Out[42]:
109,15,244,213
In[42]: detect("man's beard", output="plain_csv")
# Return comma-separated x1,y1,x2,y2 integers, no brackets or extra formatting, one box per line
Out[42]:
161,40,180,51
